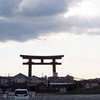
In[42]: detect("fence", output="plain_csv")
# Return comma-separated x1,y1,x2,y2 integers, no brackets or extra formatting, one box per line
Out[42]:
0,93,8,99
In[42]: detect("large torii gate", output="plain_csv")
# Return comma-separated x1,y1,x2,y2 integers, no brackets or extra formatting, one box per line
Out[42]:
20,55,64,77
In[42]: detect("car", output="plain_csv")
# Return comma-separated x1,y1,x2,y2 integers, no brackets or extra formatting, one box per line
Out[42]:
14,89,29,100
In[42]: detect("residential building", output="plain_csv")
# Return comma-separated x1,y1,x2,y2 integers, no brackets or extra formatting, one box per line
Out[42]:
83,79,99,89
0,73,48,92
48,75,74,92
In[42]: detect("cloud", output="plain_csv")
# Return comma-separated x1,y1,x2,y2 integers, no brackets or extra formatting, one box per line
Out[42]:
0,0,22,17
0,0,99,42
17,0,68,17
0,0,68,17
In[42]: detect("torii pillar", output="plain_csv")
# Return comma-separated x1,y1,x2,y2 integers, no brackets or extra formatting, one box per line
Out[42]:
20,55,64,77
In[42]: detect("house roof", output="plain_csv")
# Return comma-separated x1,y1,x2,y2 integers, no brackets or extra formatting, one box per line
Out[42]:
48,76,74,83
83,79,99,84
29,75,48,82
50,83,71,85
29,75,40,80
11,73,29,81
27,82,47,86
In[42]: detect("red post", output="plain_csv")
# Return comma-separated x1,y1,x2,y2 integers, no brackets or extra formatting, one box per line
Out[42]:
42,93,44,98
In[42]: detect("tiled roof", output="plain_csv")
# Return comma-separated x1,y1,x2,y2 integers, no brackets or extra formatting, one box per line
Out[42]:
11,73,29,81
48,76,74,83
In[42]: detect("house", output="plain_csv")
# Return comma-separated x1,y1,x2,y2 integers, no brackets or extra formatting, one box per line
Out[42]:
0,76,13,92
36,82,47,92
83,79,99,89
10,73,30,91
48,75,74,92
28,75,48,92
0,73,48,92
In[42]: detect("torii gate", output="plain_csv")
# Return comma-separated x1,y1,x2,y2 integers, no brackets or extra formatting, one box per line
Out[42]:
20,55,64,77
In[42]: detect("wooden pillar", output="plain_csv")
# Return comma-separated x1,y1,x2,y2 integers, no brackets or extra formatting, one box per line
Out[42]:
29,58,32,77
52,59,56,73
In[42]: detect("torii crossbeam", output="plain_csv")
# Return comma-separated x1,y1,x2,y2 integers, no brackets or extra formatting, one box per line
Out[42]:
20,55,64,77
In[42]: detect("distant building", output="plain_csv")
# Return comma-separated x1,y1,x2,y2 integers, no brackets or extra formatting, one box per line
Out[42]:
28,75,48,92
83,79,99,89
10,73,29,91
0,73,48,92
1,73,100,93
48,75,74,92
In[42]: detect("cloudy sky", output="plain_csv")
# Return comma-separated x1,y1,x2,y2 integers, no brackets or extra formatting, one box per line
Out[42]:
0,0,100,79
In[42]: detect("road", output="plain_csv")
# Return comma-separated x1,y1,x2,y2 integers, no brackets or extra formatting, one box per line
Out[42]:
1,94,100,100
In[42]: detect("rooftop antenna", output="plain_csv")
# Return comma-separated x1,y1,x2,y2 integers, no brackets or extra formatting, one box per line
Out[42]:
42,71,43,78
8,73,9,77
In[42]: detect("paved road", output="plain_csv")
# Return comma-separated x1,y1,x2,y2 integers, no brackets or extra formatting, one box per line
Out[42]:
1,94,100,100
32,94,100,100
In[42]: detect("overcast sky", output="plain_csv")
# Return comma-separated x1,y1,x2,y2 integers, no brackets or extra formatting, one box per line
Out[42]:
0,0,100,79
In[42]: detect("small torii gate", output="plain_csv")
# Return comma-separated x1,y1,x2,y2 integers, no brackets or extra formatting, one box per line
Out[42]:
20,55,64,77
